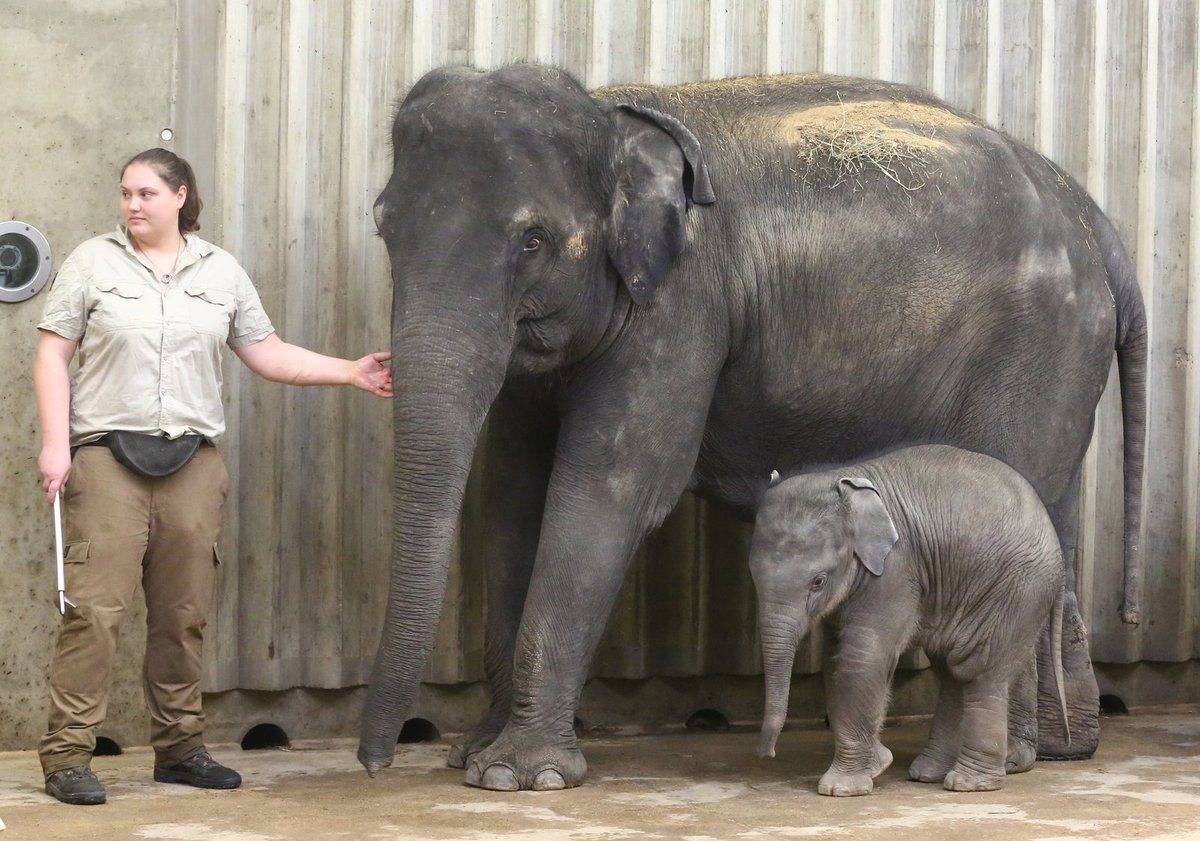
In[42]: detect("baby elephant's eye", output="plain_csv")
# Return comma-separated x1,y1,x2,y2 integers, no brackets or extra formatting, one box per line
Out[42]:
810,573,827,592
523,235,542,252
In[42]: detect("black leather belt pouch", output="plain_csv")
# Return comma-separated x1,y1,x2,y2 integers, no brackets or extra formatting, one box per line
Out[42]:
103,431,205,478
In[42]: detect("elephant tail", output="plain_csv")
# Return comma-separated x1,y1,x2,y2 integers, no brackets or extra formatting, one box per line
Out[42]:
1051,581,1070,746
1094,202,1147,626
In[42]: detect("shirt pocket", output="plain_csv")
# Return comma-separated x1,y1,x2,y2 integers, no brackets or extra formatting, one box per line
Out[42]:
90,281,150,331
182,287,235,338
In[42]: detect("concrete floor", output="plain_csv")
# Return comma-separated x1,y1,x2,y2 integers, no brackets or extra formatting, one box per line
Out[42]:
1,707,1198,841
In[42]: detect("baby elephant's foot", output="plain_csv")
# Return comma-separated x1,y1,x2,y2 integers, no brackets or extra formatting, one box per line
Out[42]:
909,747,955,783
943,762,1005,792
1005,737,1036,774
818,768,875,797
871,742,893,777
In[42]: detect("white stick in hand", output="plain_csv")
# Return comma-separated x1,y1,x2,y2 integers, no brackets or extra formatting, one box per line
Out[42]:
53,491,75,615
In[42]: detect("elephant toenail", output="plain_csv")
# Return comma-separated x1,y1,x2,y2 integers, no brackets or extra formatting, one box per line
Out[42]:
532,769,567,790
480,765,520,791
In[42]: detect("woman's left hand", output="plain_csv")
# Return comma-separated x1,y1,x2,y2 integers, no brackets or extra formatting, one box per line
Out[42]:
350,351,393,398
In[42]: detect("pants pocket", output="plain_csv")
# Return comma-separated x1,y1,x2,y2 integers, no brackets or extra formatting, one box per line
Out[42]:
63,539,90,564
56,540,90,616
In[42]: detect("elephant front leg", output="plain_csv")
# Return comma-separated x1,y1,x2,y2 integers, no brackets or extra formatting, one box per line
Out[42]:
460,353,719,791
821,630,900,797
909,664,963,783
449,388,557,770
462,508,646,791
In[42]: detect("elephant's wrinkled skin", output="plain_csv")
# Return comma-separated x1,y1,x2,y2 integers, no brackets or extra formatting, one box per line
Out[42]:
753,445,1067,796
363,65,1146,790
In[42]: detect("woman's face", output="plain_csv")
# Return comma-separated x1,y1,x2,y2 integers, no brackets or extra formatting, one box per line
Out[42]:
120,163,185,242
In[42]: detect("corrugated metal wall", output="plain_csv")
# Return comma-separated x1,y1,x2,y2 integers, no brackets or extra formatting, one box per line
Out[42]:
190,0,1199,694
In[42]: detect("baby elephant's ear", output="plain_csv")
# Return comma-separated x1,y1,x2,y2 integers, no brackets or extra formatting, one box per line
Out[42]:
838,477,899,576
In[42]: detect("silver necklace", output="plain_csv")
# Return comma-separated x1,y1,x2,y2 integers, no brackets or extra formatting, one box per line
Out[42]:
136,239,183,284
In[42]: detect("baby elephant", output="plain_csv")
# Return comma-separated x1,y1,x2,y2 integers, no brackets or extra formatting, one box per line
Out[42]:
753,444,1065,796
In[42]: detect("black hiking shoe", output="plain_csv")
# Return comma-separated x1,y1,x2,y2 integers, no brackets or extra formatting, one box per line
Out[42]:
45,766,106,805
154,750,242,790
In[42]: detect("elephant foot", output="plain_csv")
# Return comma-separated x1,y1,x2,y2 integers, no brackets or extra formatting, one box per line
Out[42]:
870,742,893,777
446,743,475,770
818,747,888,797
447,723,505,770
447,699,514,769
464,728,587,791
1036,593,1099,761
943,762,1004,792
909,747,955,783
818,768,874,797
1006,736,1036,773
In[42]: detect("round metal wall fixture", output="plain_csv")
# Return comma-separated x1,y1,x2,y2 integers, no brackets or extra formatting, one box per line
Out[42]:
0,221,52,303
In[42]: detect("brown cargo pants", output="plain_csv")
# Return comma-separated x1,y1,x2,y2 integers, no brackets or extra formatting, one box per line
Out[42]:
39,445,228,777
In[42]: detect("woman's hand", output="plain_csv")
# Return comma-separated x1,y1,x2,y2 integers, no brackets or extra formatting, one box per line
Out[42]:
349,352,393,398
236,334,393,397
39,443,73,506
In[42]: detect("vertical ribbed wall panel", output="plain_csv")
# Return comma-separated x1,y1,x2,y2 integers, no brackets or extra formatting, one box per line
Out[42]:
201,0,1200,692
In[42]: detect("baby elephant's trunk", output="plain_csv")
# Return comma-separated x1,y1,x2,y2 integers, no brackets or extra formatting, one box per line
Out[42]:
759,615,802,758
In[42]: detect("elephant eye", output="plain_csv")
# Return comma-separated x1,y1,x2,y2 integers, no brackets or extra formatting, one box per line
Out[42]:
810,573,827,592
523,235,542,252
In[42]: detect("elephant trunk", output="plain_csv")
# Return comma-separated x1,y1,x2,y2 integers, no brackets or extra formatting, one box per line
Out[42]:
357,321,508,775
759,613,803,759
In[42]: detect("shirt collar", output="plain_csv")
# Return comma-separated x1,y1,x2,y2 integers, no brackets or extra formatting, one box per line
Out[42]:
107,225,214,260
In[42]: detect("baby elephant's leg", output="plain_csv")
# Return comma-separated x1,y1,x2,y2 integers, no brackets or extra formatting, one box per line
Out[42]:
944,677,1009,792
820,633,897,796
910,663,962,783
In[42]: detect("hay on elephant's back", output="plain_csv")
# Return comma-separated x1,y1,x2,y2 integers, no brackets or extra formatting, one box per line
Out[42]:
785,99,974,190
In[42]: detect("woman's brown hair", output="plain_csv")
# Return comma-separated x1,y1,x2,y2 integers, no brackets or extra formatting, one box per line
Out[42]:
121,148,203,234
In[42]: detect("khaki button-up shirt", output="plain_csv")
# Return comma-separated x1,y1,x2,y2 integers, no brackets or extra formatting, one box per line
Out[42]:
38,227,275,445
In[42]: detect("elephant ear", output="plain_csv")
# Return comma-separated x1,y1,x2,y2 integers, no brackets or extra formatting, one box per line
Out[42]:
606,104,716,306
838,477,899,577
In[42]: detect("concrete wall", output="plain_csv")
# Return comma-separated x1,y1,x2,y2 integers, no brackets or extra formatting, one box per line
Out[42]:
0,1,180,753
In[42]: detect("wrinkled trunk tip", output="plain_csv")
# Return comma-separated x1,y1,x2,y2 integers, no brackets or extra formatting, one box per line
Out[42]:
758,723,782,759
358,747,393,778
758,741,777,759
362,759,388,778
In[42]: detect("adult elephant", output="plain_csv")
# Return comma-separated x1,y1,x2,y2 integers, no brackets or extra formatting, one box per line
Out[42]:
361,64,1146,791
